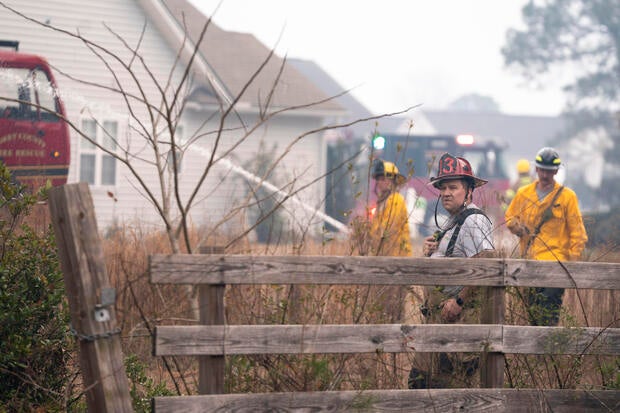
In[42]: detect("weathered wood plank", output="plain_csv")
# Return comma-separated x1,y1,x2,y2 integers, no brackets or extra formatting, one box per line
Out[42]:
150,255,505,286
503,325,620,355
155,324,620,356
149,254,620,289
198,245,226,395
480,286,504,388
505,259,620,288
154,324,502,356
152,389,620,412
48,183,133,413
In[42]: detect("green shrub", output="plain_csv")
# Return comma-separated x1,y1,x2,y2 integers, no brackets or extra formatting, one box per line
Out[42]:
0,164,73,411
125,354,174,412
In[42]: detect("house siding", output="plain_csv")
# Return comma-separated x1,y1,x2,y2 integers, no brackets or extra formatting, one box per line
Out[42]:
179,110,326,239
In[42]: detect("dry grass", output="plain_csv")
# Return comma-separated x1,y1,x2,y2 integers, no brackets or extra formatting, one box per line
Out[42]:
94,223,620,394
101,225,424,393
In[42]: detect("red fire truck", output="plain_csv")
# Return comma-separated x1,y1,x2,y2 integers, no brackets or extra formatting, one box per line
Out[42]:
365,133,510,236
0,41,69,188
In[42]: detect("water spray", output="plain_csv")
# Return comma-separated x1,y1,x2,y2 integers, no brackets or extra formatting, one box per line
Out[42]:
190,145,350,235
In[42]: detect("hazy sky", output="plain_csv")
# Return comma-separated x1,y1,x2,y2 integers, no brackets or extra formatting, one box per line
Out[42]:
188,0,568,116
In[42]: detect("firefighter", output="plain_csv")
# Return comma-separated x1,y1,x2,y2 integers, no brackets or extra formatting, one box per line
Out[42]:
364,158,424,388
502,158,533,209
423,153,495,260
505,147,588,325
409,152,495,389
369,158,412,256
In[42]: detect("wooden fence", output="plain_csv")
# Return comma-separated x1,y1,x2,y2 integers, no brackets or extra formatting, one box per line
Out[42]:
47,184,619,412
149,254,620,412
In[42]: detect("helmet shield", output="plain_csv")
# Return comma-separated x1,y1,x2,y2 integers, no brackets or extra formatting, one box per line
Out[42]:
429,152,488,188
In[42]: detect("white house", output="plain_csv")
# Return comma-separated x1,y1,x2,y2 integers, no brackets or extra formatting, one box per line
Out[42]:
0,0,345,241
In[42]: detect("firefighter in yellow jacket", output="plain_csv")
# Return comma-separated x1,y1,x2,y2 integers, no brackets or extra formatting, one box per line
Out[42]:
505,147,588,325
369,158,411,256
502,158,533,210
365,158,420,388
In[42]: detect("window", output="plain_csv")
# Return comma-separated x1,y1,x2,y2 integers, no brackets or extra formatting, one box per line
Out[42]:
33,69,59,121
101,121,117,185
0,67,59,121
79,119,118,186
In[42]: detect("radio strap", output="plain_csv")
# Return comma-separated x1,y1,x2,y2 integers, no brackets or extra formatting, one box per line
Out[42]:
524,186,564,255
444,208,490,257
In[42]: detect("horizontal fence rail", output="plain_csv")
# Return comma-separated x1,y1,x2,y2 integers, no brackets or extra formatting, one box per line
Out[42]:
154,324,620,356
149,254,620,412
149,254,620,289
153,389,620,412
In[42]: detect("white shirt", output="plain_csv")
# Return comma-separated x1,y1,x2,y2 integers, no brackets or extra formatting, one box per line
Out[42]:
431,204,494,258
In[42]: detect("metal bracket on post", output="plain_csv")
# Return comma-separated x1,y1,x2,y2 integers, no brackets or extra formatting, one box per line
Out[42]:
94,287,116,322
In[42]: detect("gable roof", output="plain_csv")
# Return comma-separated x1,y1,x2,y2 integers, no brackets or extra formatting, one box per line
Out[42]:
141,0,342,113
288,58,371,136
288,58,371,119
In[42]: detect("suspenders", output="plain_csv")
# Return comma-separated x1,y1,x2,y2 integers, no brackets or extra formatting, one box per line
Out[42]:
437,208,490,257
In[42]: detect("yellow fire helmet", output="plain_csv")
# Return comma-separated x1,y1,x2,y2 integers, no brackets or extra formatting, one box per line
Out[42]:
372,159,407,186
516,159,530,174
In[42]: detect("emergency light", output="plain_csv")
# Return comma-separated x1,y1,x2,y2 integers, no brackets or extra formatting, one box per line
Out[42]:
372,134,385,150
456,134,475,145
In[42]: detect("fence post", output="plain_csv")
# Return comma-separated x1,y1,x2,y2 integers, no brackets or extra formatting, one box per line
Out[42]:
198,245,226,394
48,183,132,412
480,282,505,388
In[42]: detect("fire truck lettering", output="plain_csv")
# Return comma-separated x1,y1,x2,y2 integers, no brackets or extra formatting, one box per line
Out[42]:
15,149,45,157
0,149,13,157
0,133,45,147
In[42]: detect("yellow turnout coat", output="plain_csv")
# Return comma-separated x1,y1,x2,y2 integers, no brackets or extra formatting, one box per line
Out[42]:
505,181,587,261
370,192,411,256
